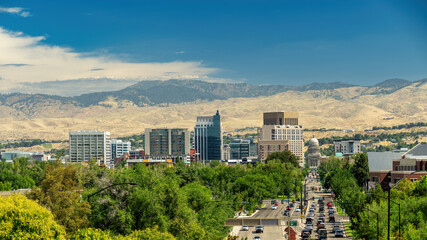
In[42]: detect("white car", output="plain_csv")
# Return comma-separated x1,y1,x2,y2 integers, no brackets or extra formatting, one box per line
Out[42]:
295,208,301,212
272,205,278,210
241,226,249,231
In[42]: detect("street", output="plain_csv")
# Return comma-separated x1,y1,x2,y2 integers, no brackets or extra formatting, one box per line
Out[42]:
233,171,351,240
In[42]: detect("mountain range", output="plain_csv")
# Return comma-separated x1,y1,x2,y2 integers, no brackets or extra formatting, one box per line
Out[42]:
0,78,425,140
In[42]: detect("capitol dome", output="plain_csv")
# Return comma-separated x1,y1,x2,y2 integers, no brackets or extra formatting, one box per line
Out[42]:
307,137,321,168
309,138,319,146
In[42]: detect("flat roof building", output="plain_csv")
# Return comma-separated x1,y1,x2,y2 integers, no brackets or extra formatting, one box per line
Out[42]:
258,140,289,162
334,140,361,155
145,128,190,158
69,130,111,166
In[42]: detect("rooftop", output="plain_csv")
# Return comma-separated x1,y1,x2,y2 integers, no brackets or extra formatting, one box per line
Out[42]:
404,143,427,158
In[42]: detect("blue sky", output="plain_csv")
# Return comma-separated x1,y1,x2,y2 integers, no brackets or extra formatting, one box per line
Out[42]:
1,0,427,88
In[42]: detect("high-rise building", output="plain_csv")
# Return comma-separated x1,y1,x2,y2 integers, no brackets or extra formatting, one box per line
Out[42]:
69,130,111,166
258,112,304,166
145,128,190,157
194,110,223,163
111,139,131,160
334,140,361,155
258,140,289,161
229,139,250,159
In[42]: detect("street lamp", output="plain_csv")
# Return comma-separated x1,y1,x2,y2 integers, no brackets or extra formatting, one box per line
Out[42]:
87,182,138,201
349,203,379,240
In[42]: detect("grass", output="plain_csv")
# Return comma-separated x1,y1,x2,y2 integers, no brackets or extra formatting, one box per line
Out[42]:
344,222,355,239
43,143,52,149
336,207,344,215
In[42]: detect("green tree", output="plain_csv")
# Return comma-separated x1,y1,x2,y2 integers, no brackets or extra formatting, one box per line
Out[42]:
27,161,91,232
265,150,299,167
0,194,66,239
127,226,176,240
351,153,369,187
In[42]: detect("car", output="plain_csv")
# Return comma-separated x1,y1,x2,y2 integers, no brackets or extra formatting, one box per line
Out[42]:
274,202,279,206
317,228,328,237
301,230,311,238
335,230,344,237
317,223,326,231
272,205,277,210
309,208,315,212
305,226,313,234
295,208,301,212
241,226,249,231
329,216,335,222
332,225,340,233
253,236,261,240
308,213,315,218
318,235,327,240
271,200,277,204
289,203,294,207
286,206,291,210
255,226,264,233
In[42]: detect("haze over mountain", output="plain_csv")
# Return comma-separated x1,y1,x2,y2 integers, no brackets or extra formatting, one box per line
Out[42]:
0,78,425,140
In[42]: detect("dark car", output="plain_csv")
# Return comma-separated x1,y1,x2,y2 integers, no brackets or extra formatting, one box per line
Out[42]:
305,225,313,234
255,226,264,233
329,215,335,223
332,225,340,233
335,230,344,237
301,230,311,238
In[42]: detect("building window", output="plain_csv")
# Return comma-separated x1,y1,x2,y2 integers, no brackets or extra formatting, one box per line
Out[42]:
410,178,417,182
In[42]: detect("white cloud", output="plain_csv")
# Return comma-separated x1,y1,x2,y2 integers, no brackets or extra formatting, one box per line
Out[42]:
0,6,31,17
0,27,218,90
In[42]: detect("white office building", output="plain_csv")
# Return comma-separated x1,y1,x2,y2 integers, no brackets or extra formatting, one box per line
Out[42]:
111,139,131,160
69,130,111,166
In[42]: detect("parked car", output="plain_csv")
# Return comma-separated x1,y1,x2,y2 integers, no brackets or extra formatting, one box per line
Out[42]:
241,226,249,231
255,226,264,233
274,202,279,206
335,230,344,237
295,208,301,212
272,205,277,210
253,236,261,240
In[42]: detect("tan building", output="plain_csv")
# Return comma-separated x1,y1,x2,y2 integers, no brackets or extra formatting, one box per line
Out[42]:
258,123,304,166
258,140,289,161
263,112,299,125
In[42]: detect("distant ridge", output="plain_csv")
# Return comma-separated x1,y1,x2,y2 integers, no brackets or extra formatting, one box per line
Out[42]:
0,78,422,112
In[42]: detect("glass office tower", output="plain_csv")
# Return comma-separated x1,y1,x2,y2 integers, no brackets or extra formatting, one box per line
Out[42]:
194,110,223,164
